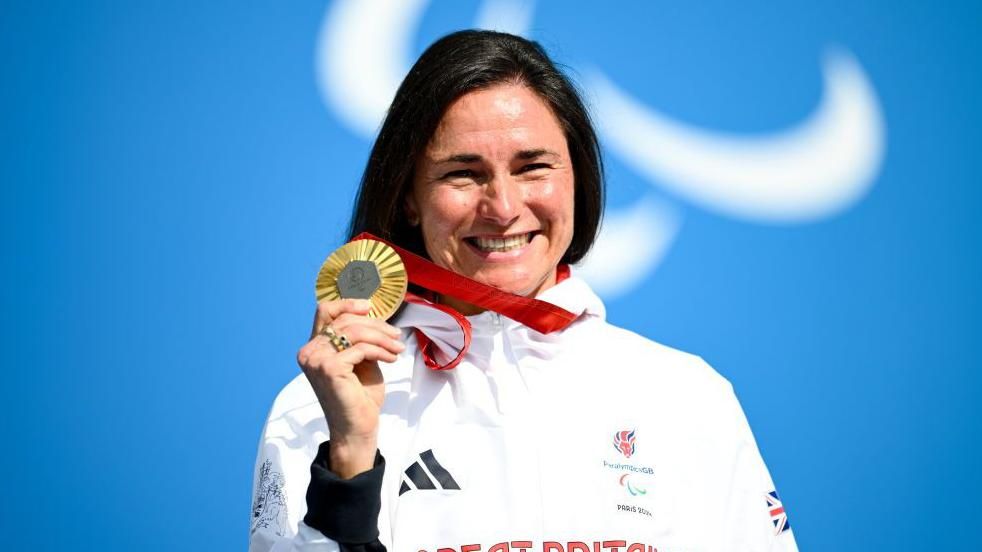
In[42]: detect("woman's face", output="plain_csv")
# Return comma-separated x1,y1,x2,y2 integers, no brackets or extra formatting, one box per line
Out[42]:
408,84,575,312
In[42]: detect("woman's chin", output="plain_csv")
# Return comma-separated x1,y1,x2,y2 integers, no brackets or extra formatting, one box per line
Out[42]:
439,271,550,316
469,269,555,298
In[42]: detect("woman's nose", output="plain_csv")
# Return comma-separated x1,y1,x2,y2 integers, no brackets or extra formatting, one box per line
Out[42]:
478,175,521,226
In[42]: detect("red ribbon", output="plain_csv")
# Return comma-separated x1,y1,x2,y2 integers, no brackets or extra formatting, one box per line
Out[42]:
351,232,578,370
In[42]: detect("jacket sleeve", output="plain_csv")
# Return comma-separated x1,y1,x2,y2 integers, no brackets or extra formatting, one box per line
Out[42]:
303,442,388,552
716,384,800,552
249,410,389,552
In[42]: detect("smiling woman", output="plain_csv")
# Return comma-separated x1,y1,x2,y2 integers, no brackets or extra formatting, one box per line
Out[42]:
347,30,603,276
251,30,799,552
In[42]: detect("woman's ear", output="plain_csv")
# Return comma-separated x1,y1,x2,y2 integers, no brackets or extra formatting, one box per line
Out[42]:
404,195,420,227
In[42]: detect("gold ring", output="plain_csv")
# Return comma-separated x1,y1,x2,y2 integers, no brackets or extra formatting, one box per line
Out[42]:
318,325,351,352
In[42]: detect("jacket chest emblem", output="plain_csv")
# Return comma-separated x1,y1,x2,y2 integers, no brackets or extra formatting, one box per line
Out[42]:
603,429,655,517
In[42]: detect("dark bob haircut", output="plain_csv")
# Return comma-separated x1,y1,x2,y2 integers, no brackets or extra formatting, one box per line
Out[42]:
348,29,604,265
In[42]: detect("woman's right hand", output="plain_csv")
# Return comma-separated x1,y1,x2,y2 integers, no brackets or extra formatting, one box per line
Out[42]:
296,298,405,479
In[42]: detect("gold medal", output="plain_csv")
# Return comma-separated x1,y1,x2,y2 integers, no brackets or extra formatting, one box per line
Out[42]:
315,238,408,320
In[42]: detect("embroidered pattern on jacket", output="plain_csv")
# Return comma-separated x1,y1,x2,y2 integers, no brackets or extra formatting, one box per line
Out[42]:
251,460,288,536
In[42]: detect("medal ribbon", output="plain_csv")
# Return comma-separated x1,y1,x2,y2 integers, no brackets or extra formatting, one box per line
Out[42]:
351,232,578,369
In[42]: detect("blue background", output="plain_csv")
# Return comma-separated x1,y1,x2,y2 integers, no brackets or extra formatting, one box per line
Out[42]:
2,1,980,549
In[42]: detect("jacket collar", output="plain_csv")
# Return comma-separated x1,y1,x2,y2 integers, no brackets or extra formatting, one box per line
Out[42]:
392,273,605,370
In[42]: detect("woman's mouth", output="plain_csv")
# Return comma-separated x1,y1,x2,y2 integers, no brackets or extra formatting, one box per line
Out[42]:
465,232,536,253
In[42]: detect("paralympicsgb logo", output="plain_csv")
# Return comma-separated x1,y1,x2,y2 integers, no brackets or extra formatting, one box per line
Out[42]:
613,430,637,458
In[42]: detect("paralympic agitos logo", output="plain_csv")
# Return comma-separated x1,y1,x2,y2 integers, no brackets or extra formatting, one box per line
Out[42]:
316,0,886,299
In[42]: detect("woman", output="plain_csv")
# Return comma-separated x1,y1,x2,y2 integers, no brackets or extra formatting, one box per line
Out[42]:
251,30,798,552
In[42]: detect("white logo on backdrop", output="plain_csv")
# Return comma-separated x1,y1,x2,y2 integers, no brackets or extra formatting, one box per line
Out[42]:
315,0,885,298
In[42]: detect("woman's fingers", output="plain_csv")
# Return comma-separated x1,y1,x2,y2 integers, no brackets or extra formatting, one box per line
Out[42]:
298,334,402,375
338,342,401,365
330,321,404,354
297,337,337,369
310,298,373,338
331,313,401,338
302,322,403,361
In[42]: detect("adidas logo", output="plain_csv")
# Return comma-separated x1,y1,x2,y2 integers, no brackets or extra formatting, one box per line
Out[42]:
399,449,460,495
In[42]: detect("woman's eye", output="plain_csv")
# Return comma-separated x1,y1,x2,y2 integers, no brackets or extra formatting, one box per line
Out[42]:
519,163,550,173
443,169,476,179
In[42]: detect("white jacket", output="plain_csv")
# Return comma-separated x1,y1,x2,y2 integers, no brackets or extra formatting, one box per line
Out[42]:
250,276,799,552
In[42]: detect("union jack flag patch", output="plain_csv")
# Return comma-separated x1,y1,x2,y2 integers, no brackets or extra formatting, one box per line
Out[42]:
766,490,791,534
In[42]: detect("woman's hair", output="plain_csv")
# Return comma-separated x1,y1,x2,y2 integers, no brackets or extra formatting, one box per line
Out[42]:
348,29,604,264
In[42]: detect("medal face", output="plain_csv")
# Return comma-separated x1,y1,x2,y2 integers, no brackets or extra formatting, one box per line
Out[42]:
315,239,408,320
337,260,381,299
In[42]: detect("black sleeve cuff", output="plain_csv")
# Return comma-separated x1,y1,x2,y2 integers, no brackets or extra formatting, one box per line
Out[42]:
303,441,385,544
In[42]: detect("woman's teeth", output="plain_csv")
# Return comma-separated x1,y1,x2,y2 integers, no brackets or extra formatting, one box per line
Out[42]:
472,233,532,252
